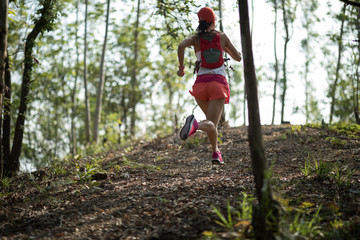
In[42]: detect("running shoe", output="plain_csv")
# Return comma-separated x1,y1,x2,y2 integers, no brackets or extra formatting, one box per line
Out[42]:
212,151,224,165
180,115,198,140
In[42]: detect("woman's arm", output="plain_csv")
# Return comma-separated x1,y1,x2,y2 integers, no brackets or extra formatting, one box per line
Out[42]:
177,36,195,76
222,33,242,62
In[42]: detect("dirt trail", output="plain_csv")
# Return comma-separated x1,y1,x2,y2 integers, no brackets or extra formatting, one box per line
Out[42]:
1,125,359,239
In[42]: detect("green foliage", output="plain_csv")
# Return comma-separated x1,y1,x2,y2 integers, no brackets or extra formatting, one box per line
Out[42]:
301,152,355,188
74,156,106,183
288,125,302,134
34,0,62,33
0,177,13,192
309,122,360,139
324,3,360,123
212,201,236,229
313,158,332,180
209,192,255,238
302,156,312,177
238,193,255,220
154,0,200,49
329,122,360,137
48,160,68,177
75,163,103,183
212,194,254,228
323,218,360,240
333,163,355,188
120,156,163,171
282,125,307,140
8,7,16,22
325,136,346,147
205,193,326,239
301,152,332,180
278,133,287,140
208,189,358,240
289,204,323,238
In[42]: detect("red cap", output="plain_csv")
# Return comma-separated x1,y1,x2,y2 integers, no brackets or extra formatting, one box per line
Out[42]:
197,7,216,23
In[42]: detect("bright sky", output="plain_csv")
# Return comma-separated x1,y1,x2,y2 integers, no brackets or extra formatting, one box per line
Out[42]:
215,0,342,125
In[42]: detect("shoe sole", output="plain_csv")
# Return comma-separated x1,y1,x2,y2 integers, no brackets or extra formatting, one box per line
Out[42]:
212,159,224,165
180,115,195,140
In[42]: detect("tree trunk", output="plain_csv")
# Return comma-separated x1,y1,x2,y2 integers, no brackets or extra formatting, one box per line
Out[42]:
251,0,254,37
93,0,110,143
271,0,279,125
218,0,227,127
0,0,8,178
2,51,11,176
339,0,360,8
238,1,279,239
280,0,289,124
354,6,360,124
84,0,91,143
218,0,224,32
121,87,128,139
329,4,346,123
10,0,58,176
71,0,80,155
303,6,310,123
130,0,141,138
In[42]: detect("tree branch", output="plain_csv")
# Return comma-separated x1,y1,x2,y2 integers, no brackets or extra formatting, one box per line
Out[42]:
339,0,360,7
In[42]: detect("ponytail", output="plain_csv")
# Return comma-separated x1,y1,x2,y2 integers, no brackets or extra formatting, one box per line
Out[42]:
196,20,213,36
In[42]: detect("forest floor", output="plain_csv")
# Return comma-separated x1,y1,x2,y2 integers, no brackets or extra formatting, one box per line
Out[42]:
1,124,360,240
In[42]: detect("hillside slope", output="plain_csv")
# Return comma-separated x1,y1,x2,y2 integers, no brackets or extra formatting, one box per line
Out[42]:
1,125,359,239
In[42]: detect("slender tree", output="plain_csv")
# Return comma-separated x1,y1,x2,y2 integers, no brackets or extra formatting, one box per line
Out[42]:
129,0,141,137
218,0,227,127
0,0,8,178
329,4,346,123
84,0,91,143
238,1,279,239
280,0,291,124
300,0,319,123
9,0,59,176
0,1,7,100
93,0,110,143
355,6,360,123
2,50,10,176
269,0,279,125
71,0,80,155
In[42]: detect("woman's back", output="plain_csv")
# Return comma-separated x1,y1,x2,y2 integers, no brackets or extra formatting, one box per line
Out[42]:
192,31,228,53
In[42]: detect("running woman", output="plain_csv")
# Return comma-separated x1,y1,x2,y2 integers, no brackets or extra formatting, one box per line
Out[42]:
177,7,242,164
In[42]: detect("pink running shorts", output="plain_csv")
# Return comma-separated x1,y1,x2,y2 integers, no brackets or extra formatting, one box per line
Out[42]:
189,74,230,104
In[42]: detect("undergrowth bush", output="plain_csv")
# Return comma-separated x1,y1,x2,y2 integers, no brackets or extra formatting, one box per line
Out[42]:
308,122,360,139
203,193,326,240
301,152,332,180
301,152,355,188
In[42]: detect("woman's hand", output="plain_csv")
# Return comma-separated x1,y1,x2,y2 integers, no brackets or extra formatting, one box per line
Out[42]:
177,66,185,77
177,70,185,77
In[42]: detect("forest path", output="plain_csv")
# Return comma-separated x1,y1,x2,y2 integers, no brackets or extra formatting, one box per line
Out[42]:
1,125,360,239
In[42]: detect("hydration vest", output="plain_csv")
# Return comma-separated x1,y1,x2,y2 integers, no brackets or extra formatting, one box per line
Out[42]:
199,31,224,69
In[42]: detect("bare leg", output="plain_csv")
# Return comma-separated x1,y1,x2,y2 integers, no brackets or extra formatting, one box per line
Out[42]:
195,98,225,152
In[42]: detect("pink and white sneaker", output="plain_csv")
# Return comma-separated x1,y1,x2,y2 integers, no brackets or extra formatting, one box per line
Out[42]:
212,151,224,165
180,115,198,140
